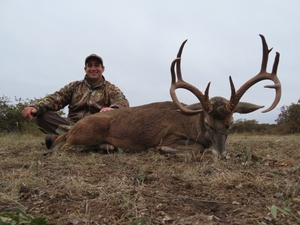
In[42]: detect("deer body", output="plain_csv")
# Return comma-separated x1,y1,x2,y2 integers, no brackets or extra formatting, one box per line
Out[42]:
50,35,281,155
52,101,208,152
51,99,263,154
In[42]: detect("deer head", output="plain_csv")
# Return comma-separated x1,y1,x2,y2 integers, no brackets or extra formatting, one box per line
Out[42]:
170,35,281,155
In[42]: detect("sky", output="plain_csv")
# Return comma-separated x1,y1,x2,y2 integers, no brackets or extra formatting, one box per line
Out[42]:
1,1,299,124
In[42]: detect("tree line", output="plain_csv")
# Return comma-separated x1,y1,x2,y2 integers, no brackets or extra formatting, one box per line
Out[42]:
0,95,299,135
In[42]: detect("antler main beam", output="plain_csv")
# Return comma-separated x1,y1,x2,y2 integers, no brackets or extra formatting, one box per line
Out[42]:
227,34,281,113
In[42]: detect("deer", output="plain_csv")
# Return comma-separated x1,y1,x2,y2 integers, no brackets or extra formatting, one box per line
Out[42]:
49,34,281,155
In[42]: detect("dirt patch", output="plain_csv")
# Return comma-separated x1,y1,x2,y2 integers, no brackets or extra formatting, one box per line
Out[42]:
1,134,300,224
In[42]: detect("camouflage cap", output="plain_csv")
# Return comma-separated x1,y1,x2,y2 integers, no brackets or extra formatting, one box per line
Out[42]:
85,54,103,65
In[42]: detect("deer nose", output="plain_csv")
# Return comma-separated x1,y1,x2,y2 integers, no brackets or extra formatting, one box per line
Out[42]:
212,148,226,155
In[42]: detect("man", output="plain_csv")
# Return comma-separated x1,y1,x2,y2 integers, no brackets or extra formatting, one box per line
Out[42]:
22,54,129,148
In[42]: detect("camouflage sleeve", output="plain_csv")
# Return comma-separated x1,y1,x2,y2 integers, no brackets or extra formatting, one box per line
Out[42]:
30,81,79,115
107,83,130,109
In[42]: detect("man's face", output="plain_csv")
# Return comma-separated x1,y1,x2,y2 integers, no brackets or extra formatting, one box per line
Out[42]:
84,59,105,84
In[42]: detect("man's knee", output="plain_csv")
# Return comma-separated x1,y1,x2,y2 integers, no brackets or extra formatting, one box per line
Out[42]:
36,111,70,134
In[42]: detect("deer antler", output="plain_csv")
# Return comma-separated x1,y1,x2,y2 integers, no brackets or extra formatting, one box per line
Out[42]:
227,34,281,113
170,40,212,114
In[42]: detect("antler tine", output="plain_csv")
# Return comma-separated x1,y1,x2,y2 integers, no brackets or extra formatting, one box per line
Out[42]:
262,51,281,113
226,76,237,112
171,40,187,84
170,40,212,114
227,34,281,113
176,39,187,79
260,34,272,73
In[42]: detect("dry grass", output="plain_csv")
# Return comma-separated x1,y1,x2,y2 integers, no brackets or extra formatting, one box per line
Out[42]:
1,133,300,224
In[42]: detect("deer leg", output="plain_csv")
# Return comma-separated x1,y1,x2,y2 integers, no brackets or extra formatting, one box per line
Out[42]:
158,143,206,155
157,146,181,154
99,143,116,154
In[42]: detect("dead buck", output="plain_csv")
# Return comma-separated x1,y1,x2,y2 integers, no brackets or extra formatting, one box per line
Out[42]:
49,34,281,155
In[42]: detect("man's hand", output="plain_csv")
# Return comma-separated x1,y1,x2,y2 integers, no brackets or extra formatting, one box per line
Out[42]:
22,107,37,120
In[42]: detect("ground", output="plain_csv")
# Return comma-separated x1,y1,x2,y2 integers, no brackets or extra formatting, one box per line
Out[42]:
0,134,300,224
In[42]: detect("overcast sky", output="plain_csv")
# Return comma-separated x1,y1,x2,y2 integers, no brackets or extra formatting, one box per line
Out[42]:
1,1,299,124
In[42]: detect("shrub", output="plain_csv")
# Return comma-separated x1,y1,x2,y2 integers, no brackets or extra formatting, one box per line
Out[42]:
276,98,300,133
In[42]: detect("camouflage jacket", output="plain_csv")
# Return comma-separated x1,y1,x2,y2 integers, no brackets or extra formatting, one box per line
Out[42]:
31,76,129,123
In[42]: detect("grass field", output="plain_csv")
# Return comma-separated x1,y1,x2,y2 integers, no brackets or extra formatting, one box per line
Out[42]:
1,133,300,224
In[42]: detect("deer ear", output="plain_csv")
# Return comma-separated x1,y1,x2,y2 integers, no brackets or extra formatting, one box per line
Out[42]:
234,102,264,114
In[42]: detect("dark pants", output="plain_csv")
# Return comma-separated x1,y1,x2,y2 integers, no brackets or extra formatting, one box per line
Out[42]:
36,111,71,135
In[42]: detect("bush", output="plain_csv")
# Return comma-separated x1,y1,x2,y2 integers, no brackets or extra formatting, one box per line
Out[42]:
276,98,300,133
